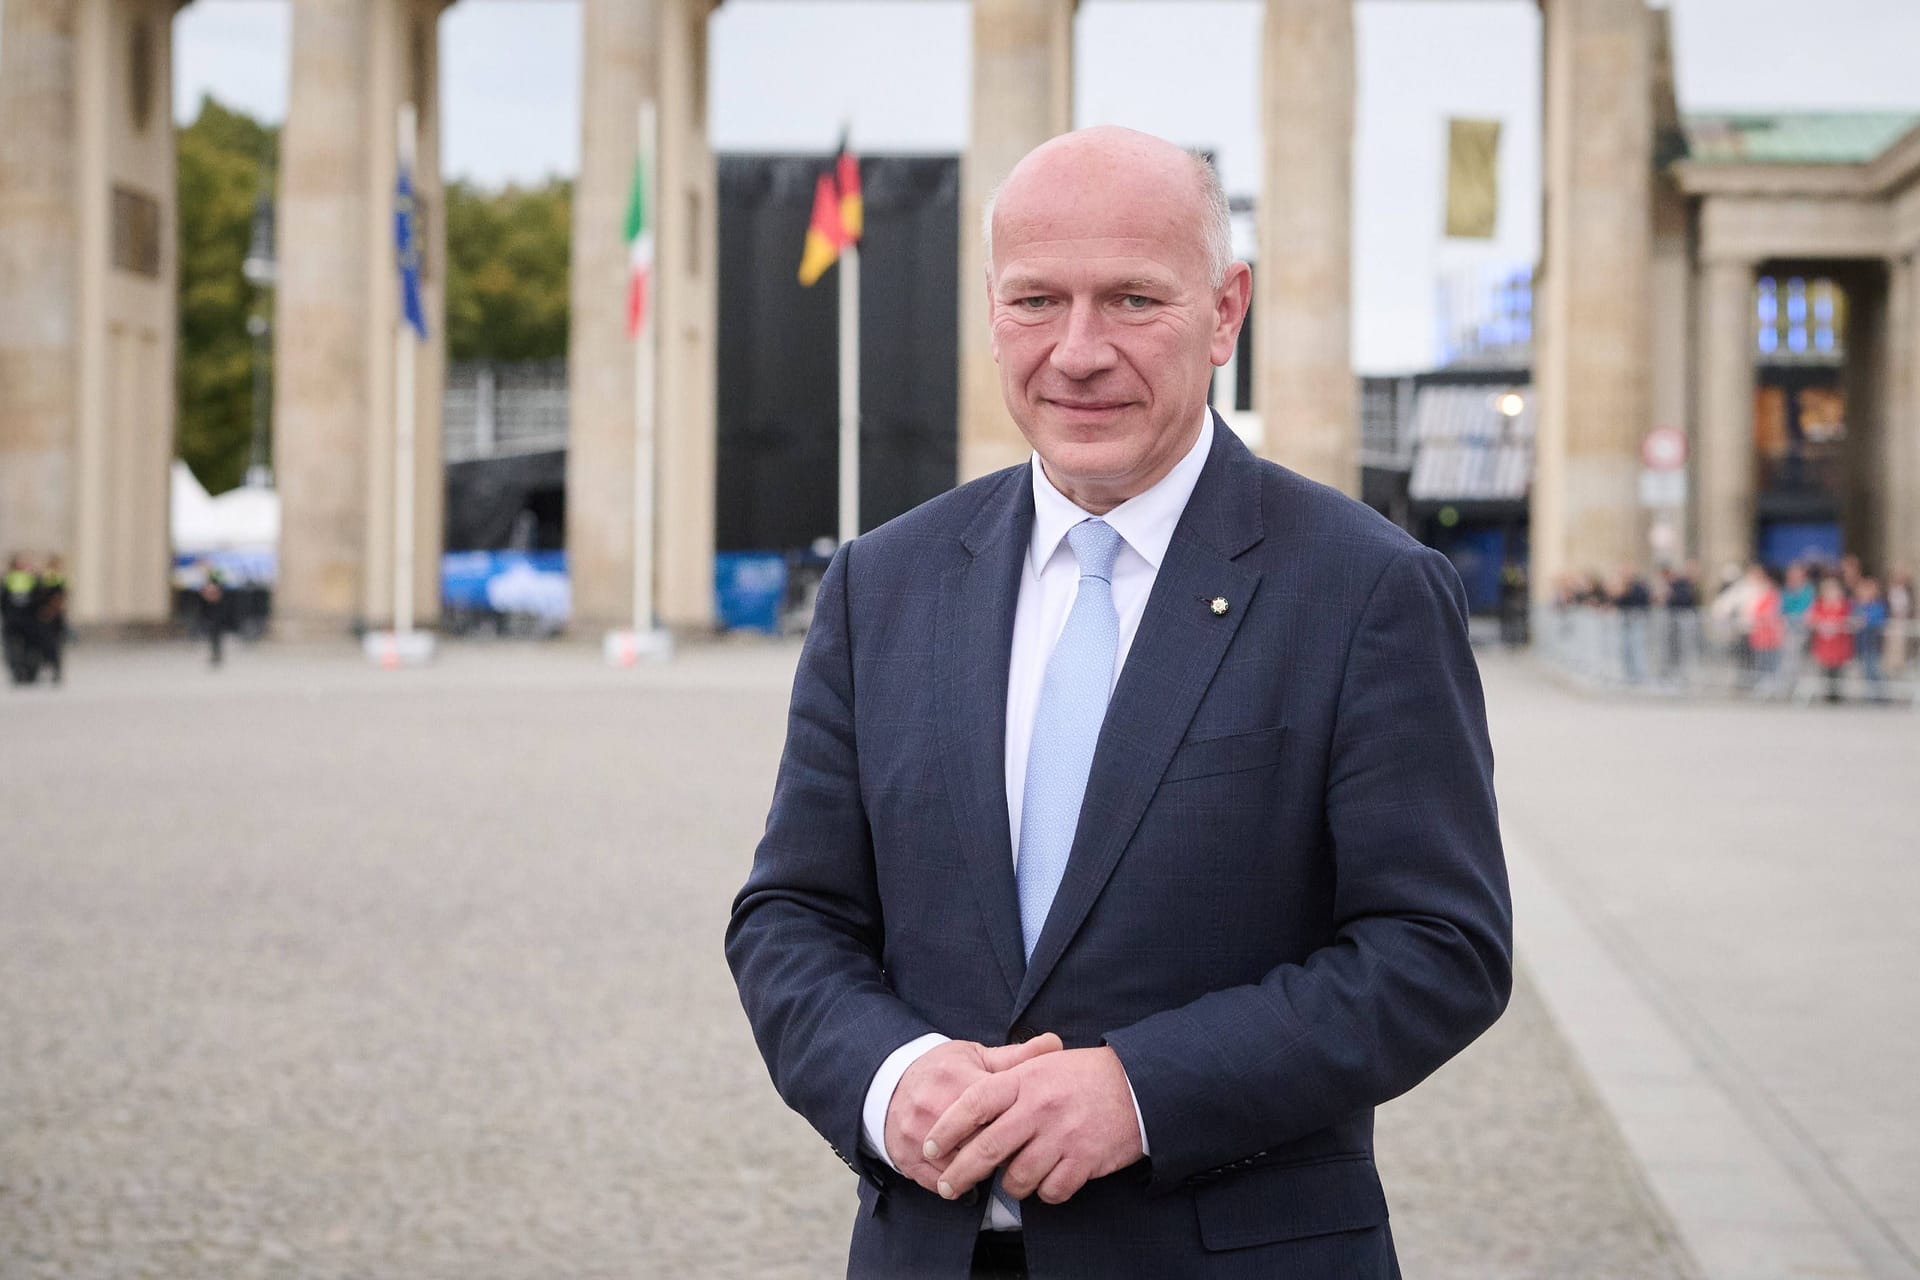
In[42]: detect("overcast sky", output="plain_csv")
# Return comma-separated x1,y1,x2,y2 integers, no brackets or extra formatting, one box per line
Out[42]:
172,0,1920,371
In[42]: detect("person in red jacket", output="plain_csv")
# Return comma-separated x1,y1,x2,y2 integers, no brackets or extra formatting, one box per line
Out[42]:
1808,575,1855,704
1744,564,1785,696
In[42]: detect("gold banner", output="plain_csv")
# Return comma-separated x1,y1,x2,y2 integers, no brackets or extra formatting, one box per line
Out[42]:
1445,119,1501,240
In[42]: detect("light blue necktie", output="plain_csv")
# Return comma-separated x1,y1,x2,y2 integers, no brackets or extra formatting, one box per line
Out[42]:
1017,518,1124,960
993,519,1123,1227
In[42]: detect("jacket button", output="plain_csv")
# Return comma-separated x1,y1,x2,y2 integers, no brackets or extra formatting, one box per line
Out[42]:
1008,1024,1040,1044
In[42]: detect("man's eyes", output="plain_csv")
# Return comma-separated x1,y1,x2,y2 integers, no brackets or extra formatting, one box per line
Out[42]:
1005,293,1159,313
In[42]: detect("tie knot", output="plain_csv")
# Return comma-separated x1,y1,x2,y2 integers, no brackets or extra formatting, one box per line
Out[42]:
1066,519,1123,583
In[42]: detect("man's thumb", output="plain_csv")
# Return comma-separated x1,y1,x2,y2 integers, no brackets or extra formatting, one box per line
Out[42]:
981,1032,1064,1071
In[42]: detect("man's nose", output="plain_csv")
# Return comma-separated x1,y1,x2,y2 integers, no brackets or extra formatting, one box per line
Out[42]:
1049,303,1117,380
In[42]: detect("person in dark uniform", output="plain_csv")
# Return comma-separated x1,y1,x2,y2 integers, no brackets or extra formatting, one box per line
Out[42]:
1498,560,1529,648
3,554,41,685
198,560,230,668
32,555,69,686
1614,565,1653,685
1659,564,1699,683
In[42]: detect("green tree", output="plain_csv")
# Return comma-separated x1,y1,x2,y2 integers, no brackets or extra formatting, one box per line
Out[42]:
176,100,573,491
176,96,276,496
444,178,571,361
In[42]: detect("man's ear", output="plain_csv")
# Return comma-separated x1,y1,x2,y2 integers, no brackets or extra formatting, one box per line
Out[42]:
1210,262,1253,367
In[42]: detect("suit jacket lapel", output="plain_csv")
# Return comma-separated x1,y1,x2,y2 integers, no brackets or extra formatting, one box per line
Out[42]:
1015,418,1266,1018
935,469,1033,1001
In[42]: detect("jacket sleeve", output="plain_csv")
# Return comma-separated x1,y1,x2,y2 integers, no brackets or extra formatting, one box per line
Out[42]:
1103,544,1513,1191
724,542,939,1182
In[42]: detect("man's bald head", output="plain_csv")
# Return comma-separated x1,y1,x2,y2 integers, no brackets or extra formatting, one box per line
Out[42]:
979,125,1252,514
983,127,1232,288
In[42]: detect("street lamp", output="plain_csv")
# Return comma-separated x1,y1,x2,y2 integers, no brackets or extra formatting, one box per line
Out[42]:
242,191,275,488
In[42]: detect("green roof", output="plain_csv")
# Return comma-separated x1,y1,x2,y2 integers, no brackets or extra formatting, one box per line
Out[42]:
1682,112,1920,165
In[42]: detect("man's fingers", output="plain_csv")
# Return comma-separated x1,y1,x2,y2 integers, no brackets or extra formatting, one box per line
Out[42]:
1035,1156,1089,1205
921,1071,1019,1163
934,1110,1034,1200
884,1039,998,1173
998,1138,1063,1201
979,1032,1063,1072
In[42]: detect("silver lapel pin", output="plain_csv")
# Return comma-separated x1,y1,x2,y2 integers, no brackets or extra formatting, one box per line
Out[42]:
1208,596,1230,617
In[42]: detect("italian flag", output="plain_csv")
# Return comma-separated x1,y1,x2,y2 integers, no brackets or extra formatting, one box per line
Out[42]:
624,153,652,338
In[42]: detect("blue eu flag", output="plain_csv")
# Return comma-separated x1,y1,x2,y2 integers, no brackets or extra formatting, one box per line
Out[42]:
395,163,427,340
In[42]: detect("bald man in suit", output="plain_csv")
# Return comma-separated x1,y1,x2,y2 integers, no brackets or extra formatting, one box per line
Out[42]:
728,126,1510,1278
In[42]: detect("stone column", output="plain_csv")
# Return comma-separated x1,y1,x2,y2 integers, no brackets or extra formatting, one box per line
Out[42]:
1256,0,1355,494
0,0,177,627
567,0,718,632
409,3,448,627
656,0,719,629
1647,175,1692,565
275,0,374,628
275,0,448,632
0,0,82,583
1695,256,1756,581
1531,0,1653,600
1885,254,1920,576
958,0,1076,482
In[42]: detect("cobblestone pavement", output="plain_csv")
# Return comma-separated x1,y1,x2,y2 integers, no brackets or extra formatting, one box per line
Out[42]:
3,640,1688,1278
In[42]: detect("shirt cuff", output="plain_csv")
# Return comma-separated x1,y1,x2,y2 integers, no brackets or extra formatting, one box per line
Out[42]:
1122,1064,1151,1157
860,1033,951,1171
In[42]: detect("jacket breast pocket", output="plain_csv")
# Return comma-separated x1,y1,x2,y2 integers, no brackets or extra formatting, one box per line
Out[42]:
1191,1154,1388,1251
1160,724,1287,784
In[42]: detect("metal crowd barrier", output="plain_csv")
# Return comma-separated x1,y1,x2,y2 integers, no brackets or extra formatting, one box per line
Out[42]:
1530,605,1920,707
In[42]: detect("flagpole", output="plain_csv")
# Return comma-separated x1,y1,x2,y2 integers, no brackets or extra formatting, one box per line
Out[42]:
633,99,659,637
838,242,859,545
394,101,418,640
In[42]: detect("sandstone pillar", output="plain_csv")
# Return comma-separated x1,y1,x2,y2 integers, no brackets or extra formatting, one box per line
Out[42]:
1647,174,1692,565
1885,255,1920,576
1531,0,1653,599
275,0,448,632
655,0,719,629
567,0,718,631
0,0,178,626
958,0,1076,482
1696,256,1756,580
1256,0,1355,494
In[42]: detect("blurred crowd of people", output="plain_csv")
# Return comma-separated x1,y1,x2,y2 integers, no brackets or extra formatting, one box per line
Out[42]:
1546,555,1914,704
2,553,69,687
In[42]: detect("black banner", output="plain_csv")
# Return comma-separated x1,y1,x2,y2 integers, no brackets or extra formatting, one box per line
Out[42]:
717,153,959,553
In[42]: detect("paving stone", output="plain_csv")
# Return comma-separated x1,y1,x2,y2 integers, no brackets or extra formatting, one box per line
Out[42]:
2,640,1695,1277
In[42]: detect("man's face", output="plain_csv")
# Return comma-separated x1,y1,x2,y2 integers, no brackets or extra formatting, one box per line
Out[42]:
988,141,1249,513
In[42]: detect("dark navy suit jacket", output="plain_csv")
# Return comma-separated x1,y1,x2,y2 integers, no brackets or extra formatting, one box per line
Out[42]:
727,418,1511,1277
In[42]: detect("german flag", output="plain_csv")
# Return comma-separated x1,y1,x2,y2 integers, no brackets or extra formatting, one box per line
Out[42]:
798,136,862,286
835,139,863,241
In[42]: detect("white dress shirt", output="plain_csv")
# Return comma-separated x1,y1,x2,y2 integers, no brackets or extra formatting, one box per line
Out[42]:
859,412,1215,1225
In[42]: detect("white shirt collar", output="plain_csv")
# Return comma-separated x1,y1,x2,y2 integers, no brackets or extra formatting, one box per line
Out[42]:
1028,409,1214,575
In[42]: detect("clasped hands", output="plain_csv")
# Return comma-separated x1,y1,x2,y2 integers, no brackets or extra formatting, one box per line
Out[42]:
883,1034,1144,1208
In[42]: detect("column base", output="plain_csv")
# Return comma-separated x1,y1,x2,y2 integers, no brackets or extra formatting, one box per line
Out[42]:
603,627,675,666
362,630,438,668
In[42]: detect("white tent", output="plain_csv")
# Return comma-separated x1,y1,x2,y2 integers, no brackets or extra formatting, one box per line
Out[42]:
170,461,278,553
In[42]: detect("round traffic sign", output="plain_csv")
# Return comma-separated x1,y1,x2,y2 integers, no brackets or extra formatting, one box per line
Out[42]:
1642,426,1688,471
